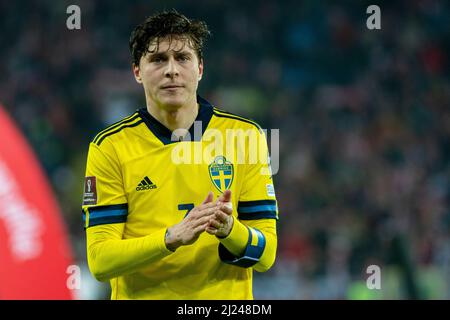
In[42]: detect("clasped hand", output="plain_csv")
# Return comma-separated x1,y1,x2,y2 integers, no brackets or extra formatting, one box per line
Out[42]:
165,190,233,251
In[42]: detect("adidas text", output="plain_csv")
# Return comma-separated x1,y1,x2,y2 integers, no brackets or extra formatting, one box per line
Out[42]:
136,185,157,191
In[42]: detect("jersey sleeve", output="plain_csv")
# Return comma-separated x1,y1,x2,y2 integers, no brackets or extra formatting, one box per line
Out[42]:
82,141,173,282
218,127,279,272
82,141,128,228
238,127,278,219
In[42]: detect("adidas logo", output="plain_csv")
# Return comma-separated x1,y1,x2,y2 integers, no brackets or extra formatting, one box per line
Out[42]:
136,176,157,191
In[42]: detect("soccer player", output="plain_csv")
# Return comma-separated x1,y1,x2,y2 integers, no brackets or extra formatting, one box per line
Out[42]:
81,10,279,299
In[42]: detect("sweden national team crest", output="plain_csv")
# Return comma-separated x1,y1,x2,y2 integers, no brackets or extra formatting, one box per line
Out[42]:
208,156,234,193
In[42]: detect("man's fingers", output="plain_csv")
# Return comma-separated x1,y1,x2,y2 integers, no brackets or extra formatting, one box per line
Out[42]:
217,189,232,203
208,211,232,228
206,226,217,235
208,218,223,229
193,222,210,234
192,214,215,228
224,189,232,202
189,203,218,218
197,202,218,211
219,205,232,215
201,191,214,204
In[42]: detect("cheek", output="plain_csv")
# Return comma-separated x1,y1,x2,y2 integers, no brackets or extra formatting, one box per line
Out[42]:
142,71,159,85
187,68,201,83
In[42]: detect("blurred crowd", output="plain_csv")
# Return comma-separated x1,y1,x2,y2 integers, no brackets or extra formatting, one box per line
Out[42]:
0,0,448,299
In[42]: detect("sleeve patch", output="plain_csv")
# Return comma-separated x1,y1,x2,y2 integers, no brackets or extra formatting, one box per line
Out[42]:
266,184,275,197
83,176,97,205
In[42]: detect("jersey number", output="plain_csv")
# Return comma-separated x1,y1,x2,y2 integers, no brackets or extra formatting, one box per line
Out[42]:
178,203,194,218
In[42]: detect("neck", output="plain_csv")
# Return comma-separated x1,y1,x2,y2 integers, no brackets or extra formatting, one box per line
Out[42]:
147,98,199,132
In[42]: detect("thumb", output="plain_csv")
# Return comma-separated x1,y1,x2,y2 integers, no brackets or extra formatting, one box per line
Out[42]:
202,191,214,204
218,189,232,203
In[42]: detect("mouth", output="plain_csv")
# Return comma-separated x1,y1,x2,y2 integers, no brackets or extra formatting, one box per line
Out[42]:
161,85,184,89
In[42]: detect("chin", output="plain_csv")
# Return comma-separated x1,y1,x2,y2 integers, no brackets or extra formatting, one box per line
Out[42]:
160,98,185,110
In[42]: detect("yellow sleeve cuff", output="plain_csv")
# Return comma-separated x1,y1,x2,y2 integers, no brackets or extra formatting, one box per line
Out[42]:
218,217,248,257
154,228,174,255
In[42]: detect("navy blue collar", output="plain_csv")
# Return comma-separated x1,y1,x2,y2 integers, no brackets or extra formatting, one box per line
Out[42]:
138,95,214,145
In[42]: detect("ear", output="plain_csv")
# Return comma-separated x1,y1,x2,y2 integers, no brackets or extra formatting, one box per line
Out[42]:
132,63,142,84
198,59,204,81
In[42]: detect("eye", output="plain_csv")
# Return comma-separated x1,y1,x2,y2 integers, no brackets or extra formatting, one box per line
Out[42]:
150,55,165,63
177,55,189,62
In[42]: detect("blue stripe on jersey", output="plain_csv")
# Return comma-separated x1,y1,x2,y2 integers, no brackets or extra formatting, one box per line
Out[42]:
89,215,128,227
89,208,128,219
238,205,277,213
237,200,278,220
83,204,128,228
218,227,266,268
238,211,278,220
238,200,276,207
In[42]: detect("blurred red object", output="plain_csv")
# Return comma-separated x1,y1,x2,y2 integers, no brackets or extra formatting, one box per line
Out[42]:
420,43,446,75
0,104,75,299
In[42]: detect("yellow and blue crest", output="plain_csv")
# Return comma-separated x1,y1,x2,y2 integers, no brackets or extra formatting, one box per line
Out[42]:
208,156,234,193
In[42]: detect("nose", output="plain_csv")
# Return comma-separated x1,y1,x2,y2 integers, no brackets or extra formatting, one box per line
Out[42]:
164,57,179,78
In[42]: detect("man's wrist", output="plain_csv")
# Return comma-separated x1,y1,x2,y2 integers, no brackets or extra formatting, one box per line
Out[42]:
216,216,234,239
217,217,248,257
164,228,178,252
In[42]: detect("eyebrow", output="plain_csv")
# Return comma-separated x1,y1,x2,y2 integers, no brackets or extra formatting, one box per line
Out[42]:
148,50,193,59
175,51,193,57
148,52,166,60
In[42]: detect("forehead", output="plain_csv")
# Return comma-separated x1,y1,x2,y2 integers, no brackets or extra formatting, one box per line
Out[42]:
148,36,195,54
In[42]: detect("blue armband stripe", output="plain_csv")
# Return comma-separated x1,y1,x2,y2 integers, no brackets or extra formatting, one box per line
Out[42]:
89,208,128,219
238,200,276,207
238,210,278,220
218,226,266,268
88,215,127,227
238,205,277,213
237,200,278,220
82,204,128,228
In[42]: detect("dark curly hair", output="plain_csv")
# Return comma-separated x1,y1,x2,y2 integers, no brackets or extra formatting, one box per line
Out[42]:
129,10,211,66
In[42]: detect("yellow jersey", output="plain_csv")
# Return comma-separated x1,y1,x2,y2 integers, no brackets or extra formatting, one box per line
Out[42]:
82,96,278,299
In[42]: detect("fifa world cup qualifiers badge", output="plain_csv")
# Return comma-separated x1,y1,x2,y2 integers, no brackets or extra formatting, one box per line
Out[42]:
83,176,97,205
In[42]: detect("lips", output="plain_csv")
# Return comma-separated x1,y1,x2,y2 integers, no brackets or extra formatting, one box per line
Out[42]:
161,84,183,89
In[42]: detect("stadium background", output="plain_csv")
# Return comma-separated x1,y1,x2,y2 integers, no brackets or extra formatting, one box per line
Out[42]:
0,0,448,299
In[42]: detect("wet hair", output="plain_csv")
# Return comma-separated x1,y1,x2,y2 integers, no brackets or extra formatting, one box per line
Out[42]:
129,10,211,66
